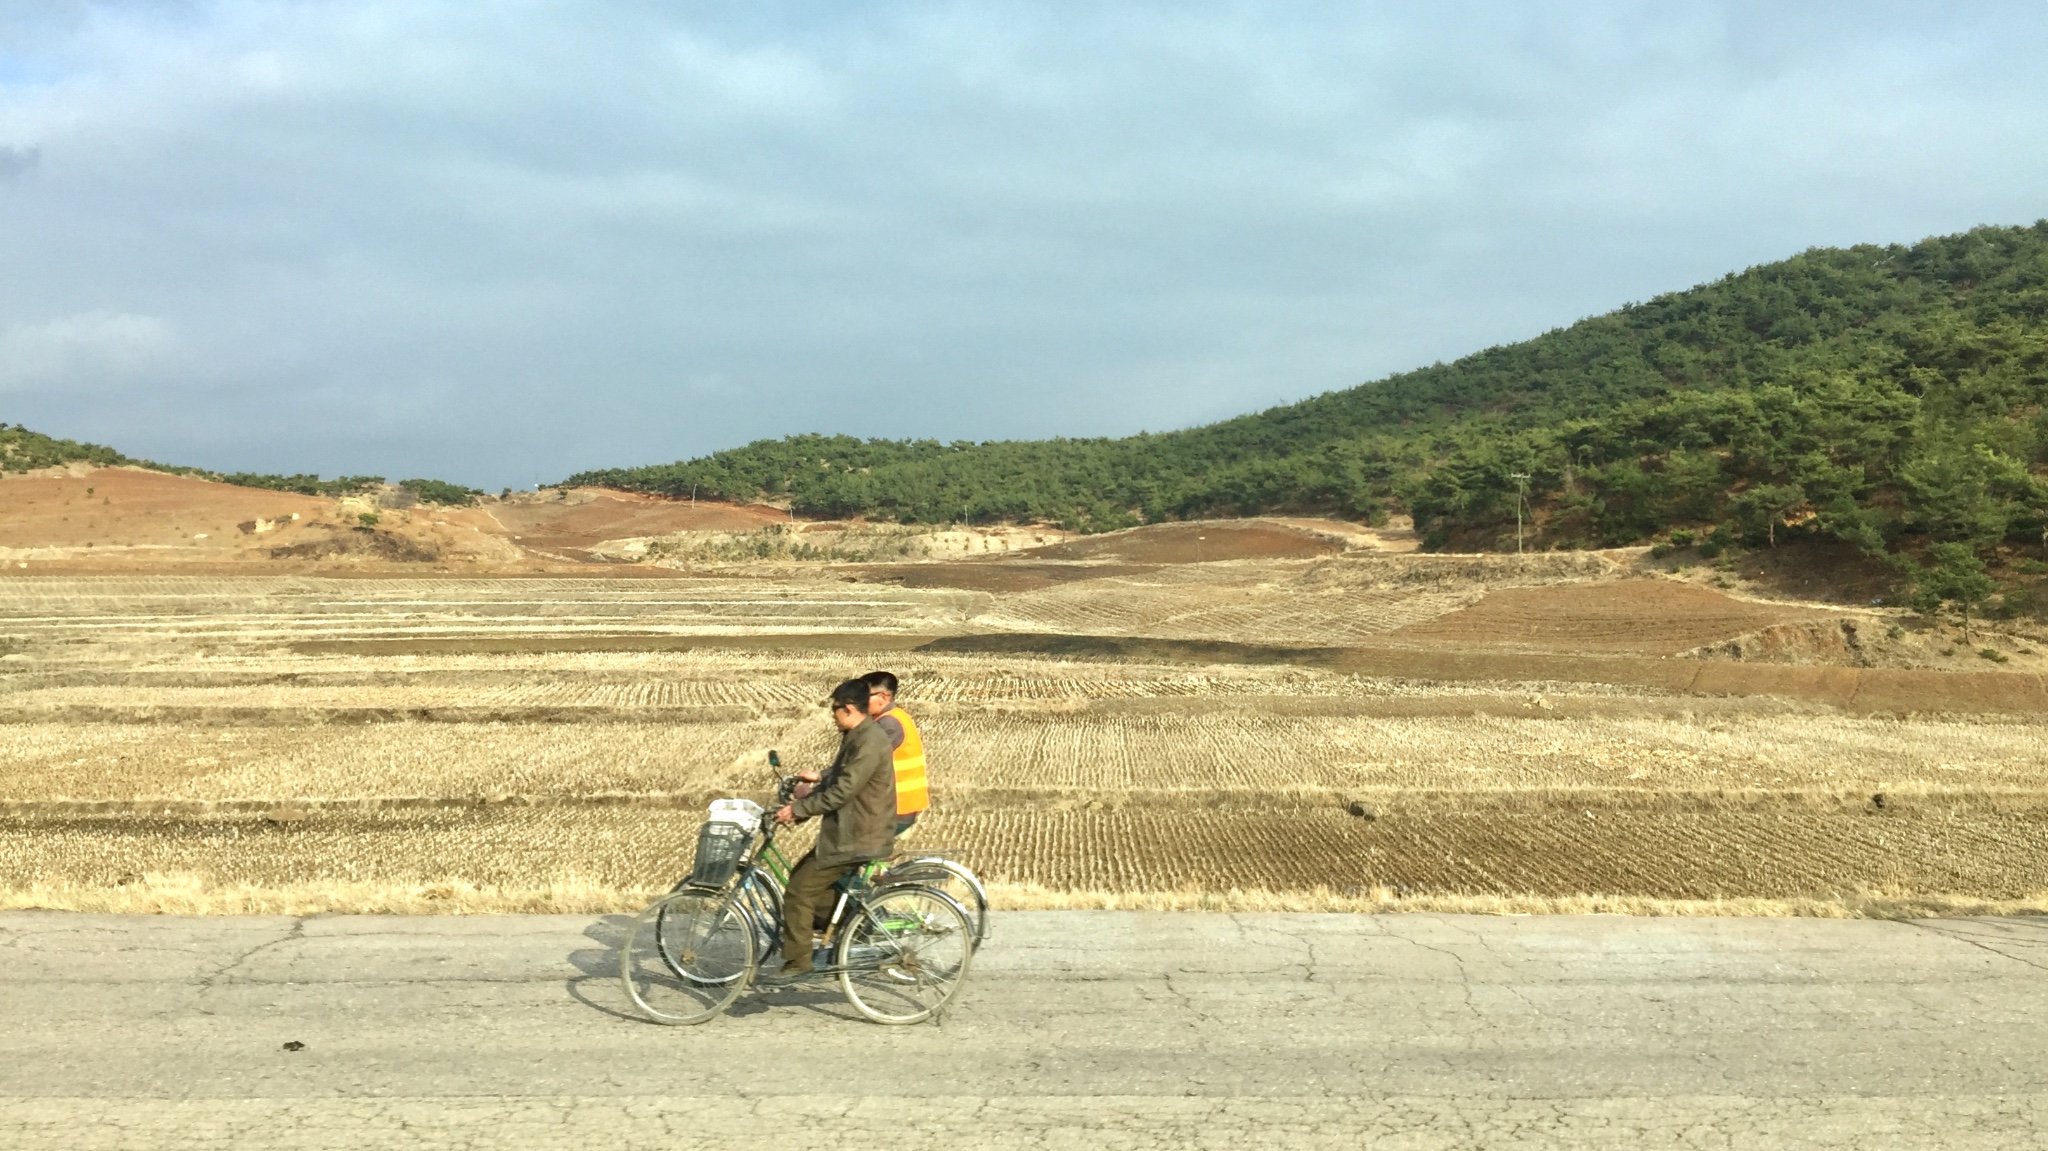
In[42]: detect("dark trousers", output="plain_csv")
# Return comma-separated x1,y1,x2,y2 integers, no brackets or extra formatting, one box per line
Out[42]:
779,851,853,972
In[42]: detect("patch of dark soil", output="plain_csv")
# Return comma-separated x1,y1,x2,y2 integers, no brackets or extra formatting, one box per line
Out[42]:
1023,521,1342,564
288,632,935,656
918,633,2048,714
917,632,1348,666
492,487,786,552
1733,538,1904,605
268,527,440,563
1392,581,1837,656
852,561,1157,592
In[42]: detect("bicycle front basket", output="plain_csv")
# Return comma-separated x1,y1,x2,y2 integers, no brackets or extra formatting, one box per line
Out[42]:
687,820,749,888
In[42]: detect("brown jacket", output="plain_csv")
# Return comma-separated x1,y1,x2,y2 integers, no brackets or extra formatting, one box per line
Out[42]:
791,718,897,867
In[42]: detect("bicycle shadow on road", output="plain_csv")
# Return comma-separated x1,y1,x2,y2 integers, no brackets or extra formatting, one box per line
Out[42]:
565,914,647,1023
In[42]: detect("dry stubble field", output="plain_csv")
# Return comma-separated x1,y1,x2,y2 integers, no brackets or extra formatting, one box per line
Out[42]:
3,541,2047,918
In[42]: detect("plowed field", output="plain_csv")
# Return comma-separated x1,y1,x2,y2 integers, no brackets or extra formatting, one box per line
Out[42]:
8,796,2046,907
3,568,2046,916
1392,580,1844,655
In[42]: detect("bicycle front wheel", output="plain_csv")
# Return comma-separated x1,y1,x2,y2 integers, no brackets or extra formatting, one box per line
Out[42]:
622,889,756,1025
836,885,974,1025
662,870,781,982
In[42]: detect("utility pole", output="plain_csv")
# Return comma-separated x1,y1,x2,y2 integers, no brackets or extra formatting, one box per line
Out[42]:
1510,473,1530,555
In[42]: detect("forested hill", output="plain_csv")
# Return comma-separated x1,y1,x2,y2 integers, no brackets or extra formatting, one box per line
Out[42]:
571,222,2048,561
0,425,479,503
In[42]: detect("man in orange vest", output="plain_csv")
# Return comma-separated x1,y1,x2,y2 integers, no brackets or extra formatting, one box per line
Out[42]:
862,670,929,839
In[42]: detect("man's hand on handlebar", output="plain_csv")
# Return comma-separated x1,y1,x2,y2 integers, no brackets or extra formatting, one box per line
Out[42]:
774,804,797,826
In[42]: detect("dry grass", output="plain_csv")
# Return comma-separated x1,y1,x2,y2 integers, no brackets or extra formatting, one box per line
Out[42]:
10,873,2044,921
0,873,657,915
984,883,2048,919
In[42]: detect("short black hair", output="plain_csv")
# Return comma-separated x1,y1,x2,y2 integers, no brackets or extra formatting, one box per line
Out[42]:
861,670,899,695
830,679,871,711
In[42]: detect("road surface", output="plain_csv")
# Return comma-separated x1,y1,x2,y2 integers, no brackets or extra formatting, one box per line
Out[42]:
3,909,2045,1148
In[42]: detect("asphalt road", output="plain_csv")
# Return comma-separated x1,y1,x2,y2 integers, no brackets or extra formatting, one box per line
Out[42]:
3,909,2045,1149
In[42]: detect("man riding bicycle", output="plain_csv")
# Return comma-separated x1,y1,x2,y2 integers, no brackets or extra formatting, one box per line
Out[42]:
765,678,897,981
861,670,929,840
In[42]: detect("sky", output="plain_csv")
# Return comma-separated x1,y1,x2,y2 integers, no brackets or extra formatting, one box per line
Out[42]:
2,2,2046,489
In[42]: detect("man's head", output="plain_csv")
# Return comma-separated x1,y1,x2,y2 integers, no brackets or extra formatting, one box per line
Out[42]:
829,679,871,731
861,670,898,717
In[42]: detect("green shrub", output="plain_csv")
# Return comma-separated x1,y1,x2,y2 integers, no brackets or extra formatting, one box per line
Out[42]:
397,478,483,506
223,473,385,497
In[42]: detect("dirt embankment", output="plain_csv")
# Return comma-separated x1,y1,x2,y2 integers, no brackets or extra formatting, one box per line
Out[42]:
485,488,787,560
0,467,536,571
0,467,331,553
0,469,798,573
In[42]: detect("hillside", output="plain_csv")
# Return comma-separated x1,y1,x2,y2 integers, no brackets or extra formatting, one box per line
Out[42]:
570,223,2048,574
0,425,157,474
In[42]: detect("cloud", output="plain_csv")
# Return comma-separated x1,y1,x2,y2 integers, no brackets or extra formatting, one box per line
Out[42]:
0,3,2044,484
0,311,180,392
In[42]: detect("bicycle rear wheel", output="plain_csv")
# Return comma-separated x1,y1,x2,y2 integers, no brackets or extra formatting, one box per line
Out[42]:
836,885,973,1025
622,889,755,1024
882,858,988,946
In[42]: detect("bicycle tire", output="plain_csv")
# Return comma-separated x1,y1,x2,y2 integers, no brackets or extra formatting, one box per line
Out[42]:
622,889,756,1025
661,870,781,983
836,884,974,1025
883,858,988,946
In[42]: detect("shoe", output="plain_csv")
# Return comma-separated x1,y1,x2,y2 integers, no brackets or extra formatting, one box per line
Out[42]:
757,962,813,986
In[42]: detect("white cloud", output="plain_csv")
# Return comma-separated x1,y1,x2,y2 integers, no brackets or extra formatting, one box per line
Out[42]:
0,3,2044,483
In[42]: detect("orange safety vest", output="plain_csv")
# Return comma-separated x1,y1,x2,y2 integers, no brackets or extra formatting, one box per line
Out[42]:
884,705,930,816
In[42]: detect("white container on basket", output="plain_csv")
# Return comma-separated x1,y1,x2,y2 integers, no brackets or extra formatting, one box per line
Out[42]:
706,798,765,827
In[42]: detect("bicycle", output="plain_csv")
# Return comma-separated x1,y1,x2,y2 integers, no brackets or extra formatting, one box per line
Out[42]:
657,754,988,957
621,757,982,1026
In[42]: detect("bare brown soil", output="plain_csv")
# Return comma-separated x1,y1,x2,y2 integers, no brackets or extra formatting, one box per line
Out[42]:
0,466,534,571
1024,520,1344,563
0,469,798,572
859,560,1161,592
0,468,329,551
1732,538,1904,604
1391,579,1842,656
485,488,785,559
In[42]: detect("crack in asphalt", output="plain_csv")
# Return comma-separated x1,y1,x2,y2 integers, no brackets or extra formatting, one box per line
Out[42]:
199,916,305,991
1904,919,2048,975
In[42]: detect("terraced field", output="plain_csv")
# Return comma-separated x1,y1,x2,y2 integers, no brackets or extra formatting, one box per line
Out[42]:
3,569,2046,916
